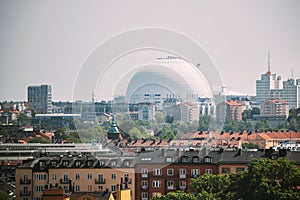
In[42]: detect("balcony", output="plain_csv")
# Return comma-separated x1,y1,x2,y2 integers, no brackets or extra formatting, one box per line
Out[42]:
191,174,199,178
141,186,149,190
95,178,106,184
179,174,186,179
179,186,186,190
20,179,31,184
60,178,70,184
142,198,148,200
167,186,176,190
141,174,148,178
20,191,30,196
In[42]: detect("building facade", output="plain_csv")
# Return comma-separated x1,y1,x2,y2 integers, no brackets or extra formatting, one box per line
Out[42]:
260,99,289,116
28,85,52,114
173,102,199,123
216,100,244,122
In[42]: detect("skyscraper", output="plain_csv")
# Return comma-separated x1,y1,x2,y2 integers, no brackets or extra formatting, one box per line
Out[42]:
256,54,282,104
28,84,52,113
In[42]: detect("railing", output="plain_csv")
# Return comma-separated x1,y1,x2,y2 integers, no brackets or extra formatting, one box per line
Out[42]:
60,178,70,184
179,174,186,179
179,186,186,190
141,186,149,190
167,186,176,190
20,179,31,184
141,174,148,178
95,178,106,184
20,191,30,196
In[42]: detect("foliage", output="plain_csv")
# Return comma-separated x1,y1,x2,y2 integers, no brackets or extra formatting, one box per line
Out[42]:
156,158,300,200
242,108,260,121
27,137,51,143
152,191,198,200
255,120,272,131
17,113,31,126
242,142,260,149
0,191,9,200
198,115,213,131
224,120,254,132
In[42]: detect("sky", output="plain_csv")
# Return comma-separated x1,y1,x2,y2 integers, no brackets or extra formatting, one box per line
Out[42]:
0,0,299,102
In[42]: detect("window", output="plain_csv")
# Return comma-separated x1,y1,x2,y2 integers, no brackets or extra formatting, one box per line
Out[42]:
179,181,186,190
192,157,200,163
83,198,90,200
98,185,103,190
152,192,161,197
141,180,148,188
75,174,80,180
205,169,213,174
52,174,56,181
87,174,92,180
152,180,161,188
179,168,186,178
166,157,173,163
75,185,80,192
51,161,57,167
75,161,81,167
221,168,230,174
141,168,148,178
236,168,245,173
204,157,211,163
63,174,69,182
167,169,174,176
111,185,116,192
34,174,47,181
111,174,116,180
153,168,161,176
123,160,130,167
87,160,93,167
35,185,43,192
98,174,104,182
63,160,69,167
167,180,174,190
99,160,105,167
141,192,148,199
191,169,200,177
110,160,117,167
181,156,189,163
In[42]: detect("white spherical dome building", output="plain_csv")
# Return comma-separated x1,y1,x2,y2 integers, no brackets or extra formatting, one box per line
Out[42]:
125,57,213,104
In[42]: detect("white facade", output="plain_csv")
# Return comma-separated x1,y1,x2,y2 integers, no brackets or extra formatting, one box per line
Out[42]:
270,79,300,109
138,103,155,121
256,73,282,104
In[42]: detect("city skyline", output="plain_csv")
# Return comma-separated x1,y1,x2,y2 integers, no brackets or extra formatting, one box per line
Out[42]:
0,0,300,101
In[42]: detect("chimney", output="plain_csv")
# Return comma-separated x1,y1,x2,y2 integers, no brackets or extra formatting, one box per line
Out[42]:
116,184,121,200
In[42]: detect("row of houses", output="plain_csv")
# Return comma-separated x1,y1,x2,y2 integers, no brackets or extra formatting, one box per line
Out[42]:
15,147,300,200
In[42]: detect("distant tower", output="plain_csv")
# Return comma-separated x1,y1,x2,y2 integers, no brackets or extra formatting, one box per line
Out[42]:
107,116,122,140
266,53,271,76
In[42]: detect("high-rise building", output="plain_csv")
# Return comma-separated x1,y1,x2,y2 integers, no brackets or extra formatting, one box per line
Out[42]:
256,54,282,104
27,85,52,113
270,79,300,109
173,102,199,123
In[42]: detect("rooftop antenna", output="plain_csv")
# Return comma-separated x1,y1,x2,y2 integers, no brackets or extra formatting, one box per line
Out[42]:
267,53,271,76
92,92,95,103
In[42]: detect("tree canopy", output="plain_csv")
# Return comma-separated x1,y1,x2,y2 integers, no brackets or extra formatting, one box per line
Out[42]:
154,158,300,200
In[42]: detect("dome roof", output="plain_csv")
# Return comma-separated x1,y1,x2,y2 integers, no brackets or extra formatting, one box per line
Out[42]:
125,57,212,103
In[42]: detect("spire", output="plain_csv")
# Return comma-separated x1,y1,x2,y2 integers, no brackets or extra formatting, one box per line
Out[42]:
267,53,271,76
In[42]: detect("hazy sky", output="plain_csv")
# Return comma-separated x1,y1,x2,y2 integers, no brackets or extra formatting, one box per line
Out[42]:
0,0,299,101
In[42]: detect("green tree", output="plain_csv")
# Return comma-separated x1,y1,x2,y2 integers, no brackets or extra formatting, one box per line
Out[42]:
27,137,51,143
255,120,272,131
231,158,300,200
198,115,212,131
17,113,31,126
152,191,198,200
0,191,9,200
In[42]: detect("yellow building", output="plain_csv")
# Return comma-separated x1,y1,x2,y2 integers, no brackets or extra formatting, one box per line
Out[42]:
16,154,135,200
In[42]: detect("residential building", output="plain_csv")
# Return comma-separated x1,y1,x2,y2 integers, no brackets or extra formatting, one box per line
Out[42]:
173,102,199,123
216,100,244,122
260,99,289,116
28,85,52,114
137,103,155,121
135,149,217,200
15,154,136,200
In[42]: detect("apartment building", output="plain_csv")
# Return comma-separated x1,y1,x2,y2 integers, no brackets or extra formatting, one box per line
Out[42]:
16,154,136,200
260,99,289,116
134,149,217,200
28,85,52,114
216,100,244,122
